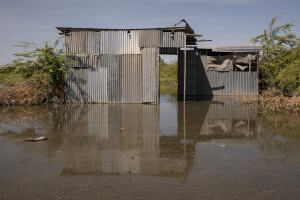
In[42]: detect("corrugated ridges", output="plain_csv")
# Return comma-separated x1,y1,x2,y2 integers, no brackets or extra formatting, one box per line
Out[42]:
121,55,143,103
66,68,88,103
142,48,157,103
160,31,184,48
104,55,122,102
100,31,141,55
178,50,258,96
139,30,162,48
87,68,107,102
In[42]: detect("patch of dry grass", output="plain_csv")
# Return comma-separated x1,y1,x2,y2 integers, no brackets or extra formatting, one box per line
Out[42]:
0,82,51,106
259,89,300,113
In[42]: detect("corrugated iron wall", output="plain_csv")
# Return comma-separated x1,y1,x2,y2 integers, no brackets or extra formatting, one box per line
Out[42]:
139,30,162,48
178,50,258,96
66,67,88,103
142,48,158,103
161,32,184,48
100,31,141,55
121,55,143,103
87,68,107,102
65,29,187,103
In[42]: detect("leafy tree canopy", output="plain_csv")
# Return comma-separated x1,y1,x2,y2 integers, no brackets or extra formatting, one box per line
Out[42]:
251,15,300,96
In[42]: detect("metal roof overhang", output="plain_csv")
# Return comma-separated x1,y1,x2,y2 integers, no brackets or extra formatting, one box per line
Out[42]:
197,45,261,53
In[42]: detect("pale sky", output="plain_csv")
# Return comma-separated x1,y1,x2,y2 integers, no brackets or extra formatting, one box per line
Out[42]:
0,0,299,65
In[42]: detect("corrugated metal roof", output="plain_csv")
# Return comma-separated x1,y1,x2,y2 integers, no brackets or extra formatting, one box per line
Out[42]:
57,26,191,33
197,45,261,53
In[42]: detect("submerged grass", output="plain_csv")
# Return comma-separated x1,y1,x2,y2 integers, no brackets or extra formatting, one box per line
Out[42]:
241,89,300,113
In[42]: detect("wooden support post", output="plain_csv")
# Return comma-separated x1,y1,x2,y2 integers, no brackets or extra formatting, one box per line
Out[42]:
184,33,187,103
249,60,252,72
257,53,259,95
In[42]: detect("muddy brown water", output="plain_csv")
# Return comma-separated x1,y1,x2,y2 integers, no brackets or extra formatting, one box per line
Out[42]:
0,92,300,200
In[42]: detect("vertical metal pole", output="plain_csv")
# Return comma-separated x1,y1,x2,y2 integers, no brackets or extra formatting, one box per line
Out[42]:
257,53,259,95
184,34,187,103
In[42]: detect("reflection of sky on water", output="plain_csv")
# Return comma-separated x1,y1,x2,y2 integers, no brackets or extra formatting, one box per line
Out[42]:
159,94,178,136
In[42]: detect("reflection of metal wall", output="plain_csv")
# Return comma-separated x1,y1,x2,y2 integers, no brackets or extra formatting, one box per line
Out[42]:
205,96,258,120
63,104,183,176
177,96,258,140
178,50,258,96
65,104,159,150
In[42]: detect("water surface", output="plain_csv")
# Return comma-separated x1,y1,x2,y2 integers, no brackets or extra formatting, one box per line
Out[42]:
0,92,300,200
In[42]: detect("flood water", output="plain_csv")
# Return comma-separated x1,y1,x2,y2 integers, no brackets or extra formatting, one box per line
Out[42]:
0,91,300,200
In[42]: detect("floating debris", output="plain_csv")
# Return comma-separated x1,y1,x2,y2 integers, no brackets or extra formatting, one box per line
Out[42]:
25,136,48,142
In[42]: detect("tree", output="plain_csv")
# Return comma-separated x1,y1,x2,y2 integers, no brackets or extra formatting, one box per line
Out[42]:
11,40,66,97
251,16,300,96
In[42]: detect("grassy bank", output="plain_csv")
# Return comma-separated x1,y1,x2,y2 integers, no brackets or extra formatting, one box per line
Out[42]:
0,67,44,86
159,60,178,92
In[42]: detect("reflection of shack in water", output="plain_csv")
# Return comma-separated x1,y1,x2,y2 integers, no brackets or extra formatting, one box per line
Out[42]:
178,96,258,141
62,104,194,178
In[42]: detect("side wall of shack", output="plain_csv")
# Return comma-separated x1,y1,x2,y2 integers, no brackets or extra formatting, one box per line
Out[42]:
178,50,258,96
65,30,183,103
65,30,184,103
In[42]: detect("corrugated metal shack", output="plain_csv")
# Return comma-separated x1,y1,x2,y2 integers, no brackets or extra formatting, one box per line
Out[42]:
57,21,197,103
178,45,261,96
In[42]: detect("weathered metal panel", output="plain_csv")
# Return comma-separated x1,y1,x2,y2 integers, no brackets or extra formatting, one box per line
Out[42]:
142,48,157,103
85,31,101,55
66,67,88,103
203,71,258,95
121,55,143,103
139,30,162,48
178,50,258,96
65,31,86,54
102,55,122,102
160,31,184,48
100,31,141,54
66,55,100,69
87,68,107,103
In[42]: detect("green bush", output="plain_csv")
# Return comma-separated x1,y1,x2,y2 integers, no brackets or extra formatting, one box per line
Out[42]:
1,40,66,97
159,59,178,87
251,16,300,96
